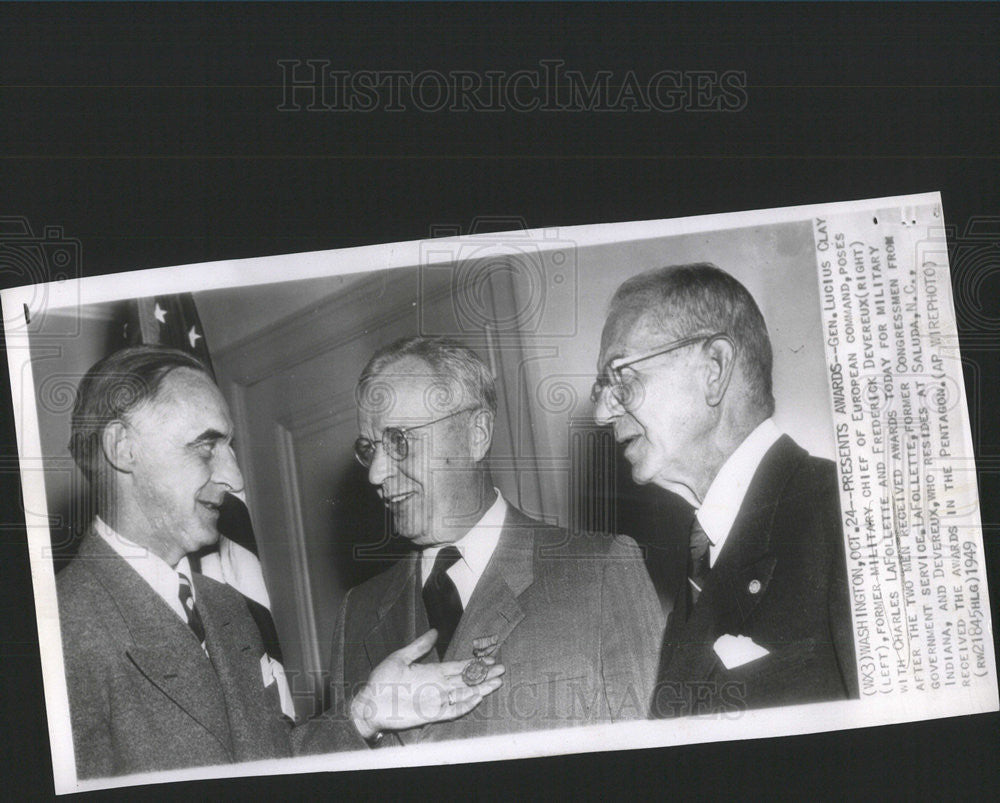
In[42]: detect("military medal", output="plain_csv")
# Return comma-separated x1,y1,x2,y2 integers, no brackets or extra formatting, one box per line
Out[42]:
462,634,499,686
461,658,489,686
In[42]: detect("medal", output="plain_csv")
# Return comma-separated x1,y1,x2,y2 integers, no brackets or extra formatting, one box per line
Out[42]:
461,634,499,686
461,658,489,685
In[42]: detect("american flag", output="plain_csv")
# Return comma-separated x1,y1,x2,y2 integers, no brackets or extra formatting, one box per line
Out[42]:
120,293,295,720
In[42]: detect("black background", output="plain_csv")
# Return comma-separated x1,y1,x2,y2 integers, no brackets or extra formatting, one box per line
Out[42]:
2,2,998,799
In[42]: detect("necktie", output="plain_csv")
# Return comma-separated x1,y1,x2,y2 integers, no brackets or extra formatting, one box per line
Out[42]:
177,572,206,645
422,546,463,660
687,516,711,613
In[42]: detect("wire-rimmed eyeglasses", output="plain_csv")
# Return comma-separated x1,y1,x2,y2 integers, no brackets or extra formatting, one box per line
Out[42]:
354,406,479,468
590,333,728,405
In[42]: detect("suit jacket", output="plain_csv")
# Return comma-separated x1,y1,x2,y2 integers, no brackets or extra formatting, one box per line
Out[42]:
58,531,370,774
56,531,295,779
328,505,665,744
651,435,859,718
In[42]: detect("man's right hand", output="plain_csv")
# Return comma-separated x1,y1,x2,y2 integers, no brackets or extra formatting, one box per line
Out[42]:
350,629,504,740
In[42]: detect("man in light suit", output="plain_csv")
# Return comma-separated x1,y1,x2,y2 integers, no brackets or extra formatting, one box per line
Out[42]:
58,346,502,778
592,263,858,718
332,336,663,744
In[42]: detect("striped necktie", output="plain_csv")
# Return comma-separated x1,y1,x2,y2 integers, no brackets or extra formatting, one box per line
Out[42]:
177,571,206,645
687,517,711,612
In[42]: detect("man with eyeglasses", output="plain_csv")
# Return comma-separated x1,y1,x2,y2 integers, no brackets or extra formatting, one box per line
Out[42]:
330,335,663,744
593,263,858,718
58,346,503,778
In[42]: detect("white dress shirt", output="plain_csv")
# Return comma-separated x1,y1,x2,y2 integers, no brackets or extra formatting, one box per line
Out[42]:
420,489,507,609
94,516,197,628
696,418,783,568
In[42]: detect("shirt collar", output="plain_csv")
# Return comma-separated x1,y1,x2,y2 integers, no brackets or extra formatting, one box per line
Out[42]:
696,418,782,567
421,489,507,591
93,516,195,615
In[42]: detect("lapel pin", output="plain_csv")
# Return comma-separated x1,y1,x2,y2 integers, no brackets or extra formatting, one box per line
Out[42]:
461,634,499,686
747,579,762,595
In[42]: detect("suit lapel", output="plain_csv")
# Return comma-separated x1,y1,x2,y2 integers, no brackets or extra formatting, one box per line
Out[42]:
78,534,234,755
358,554,427,747
196,575,291,761
363,507,541,744
410,507,536,743
445,508,535,662
363,554,422,671
661,436,800,683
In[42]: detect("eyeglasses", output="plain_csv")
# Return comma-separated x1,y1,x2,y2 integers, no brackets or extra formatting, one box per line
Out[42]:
354,406,479,468
590,333,727,405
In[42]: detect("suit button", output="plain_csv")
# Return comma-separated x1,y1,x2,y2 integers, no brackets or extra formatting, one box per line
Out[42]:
747,579,762,594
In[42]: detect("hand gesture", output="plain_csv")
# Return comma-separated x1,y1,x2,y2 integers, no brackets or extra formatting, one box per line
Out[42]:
350,629,504,739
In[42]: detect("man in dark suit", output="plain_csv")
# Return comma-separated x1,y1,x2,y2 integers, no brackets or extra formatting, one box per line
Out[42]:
333,336,664,744
592,263,858,718
59,346,502,778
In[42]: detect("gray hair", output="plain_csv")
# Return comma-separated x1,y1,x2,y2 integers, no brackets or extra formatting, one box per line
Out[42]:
608,263,775,416
69,346,210,483
357,336,497,418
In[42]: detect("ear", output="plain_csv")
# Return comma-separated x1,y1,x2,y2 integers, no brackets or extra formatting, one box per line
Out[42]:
702,336,736,407
468,409,495,462
100,420,135,474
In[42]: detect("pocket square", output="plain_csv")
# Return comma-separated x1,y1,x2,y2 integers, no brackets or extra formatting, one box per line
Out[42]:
261,654,296,719
260,653,276,687
713,634,770,670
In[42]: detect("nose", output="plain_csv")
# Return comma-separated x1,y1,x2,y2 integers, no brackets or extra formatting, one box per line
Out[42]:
593,385,624,425
367,442,394,487
213,443,245,494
